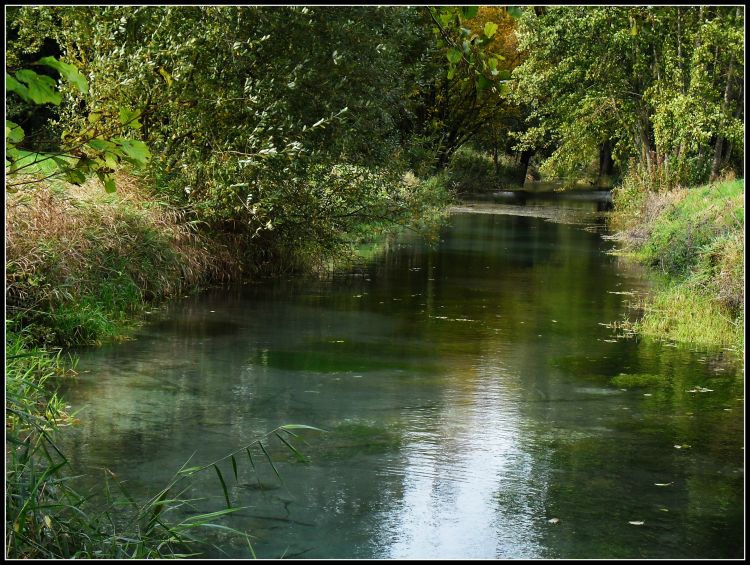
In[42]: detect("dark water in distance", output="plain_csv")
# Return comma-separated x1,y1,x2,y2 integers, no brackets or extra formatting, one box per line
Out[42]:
61,201,744,559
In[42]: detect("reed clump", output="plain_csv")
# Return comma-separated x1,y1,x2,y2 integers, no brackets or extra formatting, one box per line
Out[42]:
6,172,238,346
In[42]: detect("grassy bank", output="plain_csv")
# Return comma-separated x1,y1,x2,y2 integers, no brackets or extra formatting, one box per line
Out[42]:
440,146,528,194
611,177,744,352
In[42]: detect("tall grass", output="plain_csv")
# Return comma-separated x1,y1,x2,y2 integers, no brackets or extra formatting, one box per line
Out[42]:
6,173,237,346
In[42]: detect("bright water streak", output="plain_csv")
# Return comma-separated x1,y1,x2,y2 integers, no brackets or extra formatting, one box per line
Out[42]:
61,202,744,559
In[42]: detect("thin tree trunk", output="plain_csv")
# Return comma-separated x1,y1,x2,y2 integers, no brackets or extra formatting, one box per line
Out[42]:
493,128,499,176
596,140,613,187
711,47,735,180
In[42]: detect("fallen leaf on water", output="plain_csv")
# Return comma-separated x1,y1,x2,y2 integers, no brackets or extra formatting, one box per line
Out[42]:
687,386,713,393
628,521,645,526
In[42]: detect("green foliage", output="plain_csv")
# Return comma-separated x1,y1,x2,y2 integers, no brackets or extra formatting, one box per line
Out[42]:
6,120,25,143
5,48,150,192
12,6,453,270
429,5,501,86
513,7,744,183
37,56,89,95
9,69,62,105
418,6,523,168
441,145,524,193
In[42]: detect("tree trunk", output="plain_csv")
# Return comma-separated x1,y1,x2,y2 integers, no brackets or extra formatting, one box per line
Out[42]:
710,49,735,181
518,150,533,187
492,127,499,176
596,140,614,187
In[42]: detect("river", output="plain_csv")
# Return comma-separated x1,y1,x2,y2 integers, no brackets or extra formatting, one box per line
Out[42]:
61,195,744,559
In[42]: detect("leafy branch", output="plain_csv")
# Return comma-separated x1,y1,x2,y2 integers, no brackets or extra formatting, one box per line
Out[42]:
6,56,151,193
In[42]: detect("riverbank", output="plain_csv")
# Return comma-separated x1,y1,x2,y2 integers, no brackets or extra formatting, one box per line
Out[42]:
610,178,744,353
7,170,451,348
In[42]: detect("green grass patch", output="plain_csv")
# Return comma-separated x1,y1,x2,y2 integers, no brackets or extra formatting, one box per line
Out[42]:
635,282,743,351
638,180,743,278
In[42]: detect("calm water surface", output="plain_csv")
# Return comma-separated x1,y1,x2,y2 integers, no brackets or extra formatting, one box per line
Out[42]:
62,199,744,559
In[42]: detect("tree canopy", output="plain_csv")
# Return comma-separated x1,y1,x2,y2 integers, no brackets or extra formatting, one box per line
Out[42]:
512,6,743,185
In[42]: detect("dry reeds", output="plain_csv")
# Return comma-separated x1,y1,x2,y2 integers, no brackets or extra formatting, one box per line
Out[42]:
6,172,239,345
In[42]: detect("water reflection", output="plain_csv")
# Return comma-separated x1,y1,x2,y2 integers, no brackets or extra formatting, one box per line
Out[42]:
61,204,744,559
378,360,546,559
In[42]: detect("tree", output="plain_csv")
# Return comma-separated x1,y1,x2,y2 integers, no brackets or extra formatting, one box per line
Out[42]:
404,6,522,171
5,53,150,192
512,6,743,186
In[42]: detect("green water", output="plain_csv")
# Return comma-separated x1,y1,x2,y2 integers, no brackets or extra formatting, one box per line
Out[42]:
61,201,744,559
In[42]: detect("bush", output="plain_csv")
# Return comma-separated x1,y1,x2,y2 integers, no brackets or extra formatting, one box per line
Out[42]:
441,146,524,193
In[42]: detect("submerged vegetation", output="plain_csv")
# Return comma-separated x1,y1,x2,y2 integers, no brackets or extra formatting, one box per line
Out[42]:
4,4,744,560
